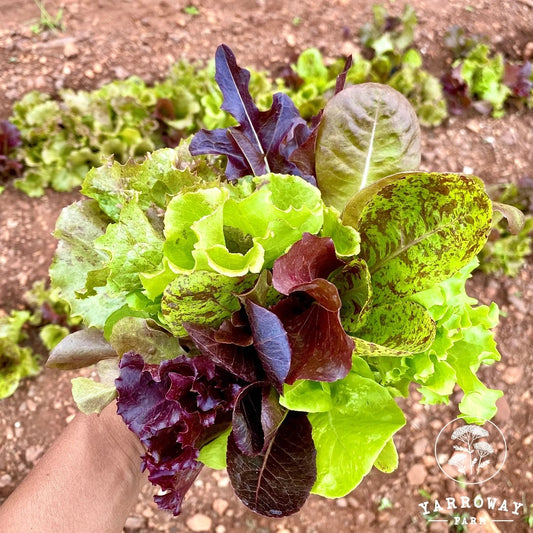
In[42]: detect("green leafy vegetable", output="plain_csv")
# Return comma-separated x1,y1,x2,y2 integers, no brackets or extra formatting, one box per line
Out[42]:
315,84,421,211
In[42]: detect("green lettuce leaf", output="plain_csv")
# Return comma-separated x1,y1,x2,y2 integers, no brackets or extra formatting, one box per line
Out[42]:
310,371,405,497
49,200,125,328
348,172,492,303
315,83,421,211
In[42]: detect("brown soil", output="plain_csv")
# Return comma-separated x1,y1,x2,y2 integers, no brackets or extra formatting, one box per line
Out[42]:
1,1,532,532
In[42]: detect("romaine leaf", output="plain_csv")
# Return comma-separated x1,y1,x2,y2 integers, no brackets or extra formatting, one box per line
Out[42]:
310,372,405,497
349,172,492,303
245,300,291,393
271,234,354,383
227,410,316,517
354,300,436,354
231,383,286,456
315,83,421,211
161,271,256,337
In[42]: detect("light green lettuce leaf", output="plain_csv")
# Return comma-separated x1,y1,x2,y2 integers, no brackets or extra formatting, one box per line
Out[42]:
280,381,332,413
310,372,405,497
71,377,117,415
94,202,164,294
197,427,232,470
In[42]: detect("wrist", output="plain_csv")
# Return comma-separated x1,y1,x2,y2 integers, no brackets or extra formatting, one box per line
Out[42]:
87,403,145,481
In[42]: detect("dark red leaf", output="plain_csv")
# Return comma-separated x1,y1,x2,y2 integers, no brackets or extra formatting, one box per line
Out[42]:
232,383,287,457
115,352,240,516
271,295,353,383
227,410,316,517
185,322,260,383
272,233,343,295
190,45,314,182
504,61,533,98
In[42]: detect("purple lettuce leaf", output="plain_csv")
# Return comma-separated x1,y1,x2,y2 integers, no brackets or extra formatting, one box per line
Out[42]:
504,61,533,98
244,299,291,393
115,351,241,515
0,120,21,154
189,44,313,182
270,234,354,383
0,120,23,184
441,66,472,115
227,409,316,517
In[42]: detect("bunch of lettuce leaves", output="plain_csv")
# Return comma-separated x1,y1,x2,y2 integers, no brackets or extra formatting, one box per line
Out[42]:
442,41,533,117
0,280,80,399
48,44,515,519
478,178,533,276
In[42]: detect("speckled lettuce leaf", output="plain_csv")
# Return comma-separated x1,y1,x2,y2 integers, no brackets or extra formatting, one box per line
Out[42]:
161,271,256,337
310,371,405,497
349,172,492,304
353,300,436,354
368,259,502,420
315,83,421,211
49,200,125,328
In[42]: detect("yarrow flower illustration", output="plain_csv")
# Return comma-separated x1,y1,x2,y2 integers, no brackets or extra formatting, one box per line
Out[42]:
449,425,494,476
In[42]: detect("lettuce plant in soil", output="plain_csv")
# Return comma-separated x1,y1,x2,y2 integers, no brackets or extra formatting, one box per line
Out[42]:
48,44,517,518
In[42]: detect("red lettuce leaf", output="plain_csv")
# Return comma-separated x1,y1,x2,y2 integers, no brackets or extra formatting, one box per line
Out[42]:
504,61,533,98
232,383,286,456
227,409,316,517
270,233,353,383
0,120,21,154
441,66,472,115
189,44,313,182
115,352,240,515
0,120,23,184
184,321,261,383
272,233,344,295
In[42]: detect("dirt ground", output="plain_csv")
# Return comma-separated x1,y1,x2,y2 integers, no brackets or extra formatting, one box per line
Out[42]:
0,0,532,531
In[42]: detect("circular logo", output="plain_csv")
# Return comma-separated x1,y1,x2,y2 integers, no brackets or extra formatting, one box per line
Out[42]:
434,418,507,485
